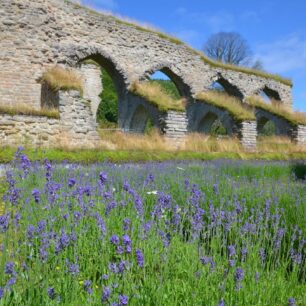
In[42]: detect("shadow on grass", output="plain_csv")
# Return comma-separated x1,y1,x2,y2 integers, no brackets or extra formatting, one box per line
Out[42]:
291,162,306,180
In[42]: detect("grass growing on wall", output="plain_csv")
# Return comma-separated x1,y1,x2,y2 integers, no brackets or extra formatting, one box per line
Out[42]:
41,66,83,95
196,91,255,122
0,104,59,119
130,82,186,112
247,96,306,125
65,1,292,87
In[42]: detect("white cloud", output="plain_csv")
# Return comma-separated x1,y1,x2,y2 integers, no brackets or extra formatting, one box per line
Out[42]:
254,34,306,74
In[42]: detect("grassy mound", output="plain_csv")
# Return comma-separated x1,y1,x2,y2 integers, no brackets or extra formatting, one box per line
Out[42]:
0,104,59,119
130,82,186,112
247,96,306,125
196,91,255,122
41,66,83,95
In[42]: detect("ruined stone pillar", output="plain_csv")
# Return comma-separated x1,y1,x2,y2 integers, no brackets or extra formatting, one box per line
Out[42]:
237,121,257,150
58,90,100,148
292,125,306,145
161,111,188,145
79,63,102,120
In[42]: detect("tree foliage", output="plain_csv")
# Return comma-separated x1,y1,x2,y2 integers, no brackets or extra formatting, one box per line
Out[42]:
203,32,263,69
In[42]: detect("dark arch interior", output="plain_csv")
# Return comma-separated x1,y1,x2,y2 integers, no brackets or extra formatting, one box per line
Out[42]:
79,54,126,127
130,105,151,133
257,116,276,136
145,67,191,98
210,77,244,100
197,112,227,135
259,86,281,102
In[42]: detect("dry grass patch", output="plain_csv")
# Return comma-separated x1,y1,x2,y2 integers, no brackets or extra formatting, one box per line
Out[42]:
184,133,243,153
130,82,186,112
196,91,255,121
247,96,306,125
41,66,83,95
98,129,176,151
0,104,59,119
257,136,306,153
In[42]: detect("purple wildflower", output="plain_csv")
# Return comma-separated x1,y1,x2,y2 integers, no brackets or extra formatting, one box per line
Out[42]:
110,234,120,246
218,299,225,306
200,256,212,265
6,277,16,287
68,178,76,188
119,295,128,305
234,267,244,290
118,260,126,274
136,249,144,268
47,287,56,300
0,287,3,299
83,280,93,294
101,287,111,303
99,172,108,185
288,298,295,306
228,245,236,257
5,262,15,275
0,213,10,233
32,189,41,203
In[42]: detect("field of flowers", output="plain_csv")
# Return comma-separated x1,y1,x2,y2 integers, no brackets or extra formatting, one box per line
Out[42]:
0,148,305,305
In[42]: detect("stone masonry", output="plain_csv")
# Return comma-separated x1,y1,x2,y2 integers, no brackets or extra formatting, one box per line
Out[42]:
0,0,304,150
0,0,292,111
0,90,100,148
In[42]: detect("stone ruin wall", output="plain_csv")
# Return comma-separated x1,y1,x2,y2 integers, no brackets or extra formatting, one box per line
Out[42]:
0,90,100,148
0,0,304,149
0,0,292,111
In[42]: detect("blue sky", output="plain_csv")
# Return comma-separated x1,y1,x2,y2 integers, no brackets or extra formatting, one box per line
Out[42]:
79,0,306,111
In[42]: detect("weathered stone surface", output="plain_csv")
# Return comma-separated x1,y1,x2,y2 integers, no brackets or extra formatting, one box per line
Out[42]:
0,90,100,148
0,0,292,113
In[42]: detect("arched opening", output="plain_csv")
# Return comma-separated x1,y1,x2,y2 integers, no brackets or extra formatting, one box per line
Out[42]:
257,86,281,103
78,53,126,129
130,105,151,133
197,112,227,136
143,66,191,99
210,76,244,100
257,117,276,136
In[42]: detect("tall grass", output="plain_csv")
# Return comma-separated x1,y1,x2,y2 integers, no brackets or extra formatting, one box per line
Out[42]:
247,96,306,125
41,66,83,95
130,82,186,112
196,91,255,121
0,104,59,119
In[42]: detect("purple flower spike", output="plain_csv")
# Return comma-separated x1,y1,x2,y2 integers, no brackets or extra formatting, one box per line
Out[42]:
47,287,56,300
110,234,120,246
136,249,144,268
101,287,111,303
0,287,4,299
31,189,41,203
119,295,128,305
99,172,108,185
288,298,295,306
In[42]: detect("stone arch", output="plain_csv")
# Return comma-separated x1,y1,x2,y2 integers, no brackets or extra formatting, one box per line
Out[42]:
63,46,131,128
129,105,150,133
255,85,281,102
140,63,193,98
255,109,294,137
210,74,244,100
187,102,235,135
257,116,276,135
197,112,220,133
